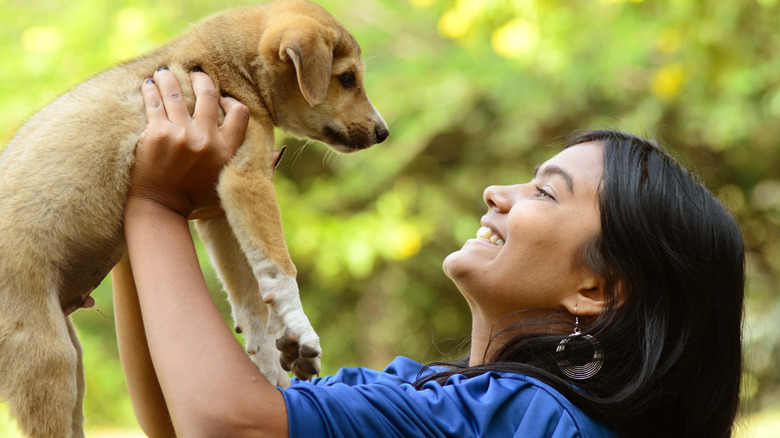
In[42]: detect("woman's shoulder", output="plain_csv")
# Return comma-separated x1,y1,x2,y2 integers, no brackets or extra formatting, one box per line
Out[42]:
289,355,430,387
420,365,615,437
288,357,616,437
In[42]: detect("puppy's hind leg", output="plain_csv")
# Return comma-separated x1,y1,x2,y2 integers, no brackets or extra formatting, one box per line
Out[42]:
0,281,83,438
195,215,292,388
66,316,86,438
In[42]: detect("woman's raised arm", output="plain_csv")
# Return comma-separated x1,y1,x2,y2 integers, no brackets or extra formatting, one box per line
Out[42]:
118,68,287,437
112,254,176,437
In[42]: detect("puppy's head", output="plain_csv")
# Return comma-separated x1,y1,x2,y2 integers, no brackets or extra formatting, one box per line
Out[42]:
258,0,388,153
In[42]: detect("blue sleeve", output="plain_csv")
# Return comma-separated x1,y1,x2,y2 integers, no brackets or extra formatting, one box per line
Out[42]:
281,357,615,438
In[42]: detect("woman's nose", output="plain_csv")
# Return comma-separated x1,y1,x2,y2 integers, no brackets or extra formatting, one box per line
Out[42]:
483,185,512,212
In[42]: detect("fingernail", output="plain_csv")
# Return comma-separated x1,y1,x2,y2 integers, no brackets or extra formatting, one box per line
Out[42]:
157,65,167,71
144,77,154,84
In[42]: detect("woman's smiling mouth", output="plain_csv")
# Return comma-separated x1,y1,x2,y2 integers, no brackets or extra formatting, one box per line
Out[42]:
476,226,505,247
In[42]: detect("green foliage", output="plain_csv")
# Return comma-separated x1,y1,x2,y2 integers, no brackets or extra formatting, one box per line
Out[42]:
2,0,780,432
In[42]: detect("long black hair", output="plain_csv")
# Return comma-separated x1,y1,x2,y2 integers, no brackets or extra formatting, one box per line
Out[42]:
417,130,745,437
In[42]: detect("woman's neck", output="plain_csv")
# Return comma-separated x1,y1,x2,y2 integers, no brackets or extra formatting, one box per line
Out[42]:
468,309,497,366
468,308,569,366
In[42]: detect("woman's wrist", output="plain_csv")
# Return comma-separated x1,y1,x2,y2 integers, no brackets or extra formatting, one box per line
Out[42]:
126,186,194,219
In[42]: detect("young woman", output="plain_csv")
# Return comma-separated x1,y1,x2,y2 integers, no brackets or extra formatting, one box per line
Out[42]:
114,68,745,437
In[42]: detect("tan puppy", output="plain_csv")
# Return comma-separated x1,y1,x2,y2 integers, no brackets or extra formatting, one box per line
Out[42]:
0,0,388,436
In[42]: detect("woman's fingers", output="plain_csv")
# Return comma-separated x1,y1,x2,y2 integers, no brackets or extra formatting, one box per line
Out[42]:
218,95,250,153
141,78,167,125
152,68,191,126
190,71,219,128
188,70,248,156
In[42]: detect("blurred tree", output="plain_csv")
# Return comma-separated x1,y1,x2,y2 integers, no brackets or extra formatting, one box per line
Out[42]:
1,0,779,433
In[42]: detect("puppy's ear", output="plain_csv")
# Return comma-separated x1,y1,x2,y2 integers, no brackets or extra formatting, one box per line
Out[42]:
280,31,333,107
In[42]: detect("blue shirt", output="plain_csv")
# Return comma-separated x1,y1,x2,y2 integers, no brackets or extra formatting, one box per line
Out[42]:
281,356,616,437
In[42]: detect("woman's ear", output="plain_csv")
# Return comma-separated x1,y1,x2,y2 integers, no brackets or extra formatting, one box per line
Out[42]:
563,271,606,317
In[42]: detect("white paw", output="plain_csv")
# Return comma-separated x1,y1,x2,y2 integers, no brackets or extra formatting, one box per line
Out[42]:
261,276,322,380
249,345,292,388
246,251,322,380
231,305,292,386
274,326,321,380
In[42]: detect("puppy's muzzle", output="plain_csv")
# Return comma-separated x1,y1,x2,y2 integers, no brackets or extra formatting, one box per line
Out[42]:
326,118,389,153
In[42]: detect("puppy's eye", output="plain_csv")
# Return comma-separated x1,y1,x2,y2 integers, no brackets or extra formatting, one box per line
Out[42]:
339,72,356,88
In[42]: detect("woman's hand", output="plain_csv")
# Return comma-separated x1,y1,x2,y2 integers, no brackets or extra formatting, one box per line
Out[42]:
129,67,250,218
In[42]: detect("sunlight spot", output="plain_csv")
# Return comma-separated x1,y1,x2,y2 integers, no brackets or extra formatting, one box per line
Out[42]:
651,62,685,101
752,179,780,211
110,8,152,60
21,26,64,53
346,239,374,278
437,0,486,39
438,9,470,39
116,8,149,36
491,18,539,59
388,226,422,260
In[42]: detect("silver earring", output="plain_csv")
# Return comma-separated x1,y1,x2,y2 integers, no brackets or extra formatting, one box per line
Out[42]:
555,307,604,380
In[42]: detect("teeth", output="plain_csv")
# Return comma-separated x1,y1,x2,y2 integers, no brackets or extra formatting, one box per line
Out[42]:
476,226,504,247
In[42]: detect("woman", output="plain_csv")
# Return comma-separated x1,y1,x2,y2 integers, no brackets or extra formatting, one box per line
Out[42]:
114,68,744,437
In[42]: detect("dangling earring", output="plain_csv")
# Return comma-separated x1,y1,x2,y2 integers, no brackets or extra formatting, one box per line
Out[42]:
555,306,604,380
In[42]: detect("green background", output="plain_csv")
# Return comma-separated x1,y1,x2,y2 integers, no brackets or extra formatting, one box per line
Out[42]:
2,0,780,435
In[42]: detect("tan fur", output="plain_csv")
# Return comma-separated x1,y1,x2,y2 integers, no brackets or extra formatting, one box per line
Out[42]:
0,1,387,436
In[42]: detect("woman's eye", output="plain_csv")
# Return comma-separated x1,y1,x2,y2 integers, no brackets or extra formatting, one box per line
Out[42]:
535,186,554,200
339,72,356,88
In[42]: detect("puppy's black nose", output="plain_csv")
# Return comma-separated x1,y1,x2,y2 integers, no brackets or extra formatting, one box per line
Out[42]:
375,126,389,144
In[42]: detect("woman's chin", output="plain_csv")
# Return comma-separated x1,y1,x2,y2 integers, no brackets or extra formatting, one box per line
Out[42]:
442,246,471,280
443,239,498,277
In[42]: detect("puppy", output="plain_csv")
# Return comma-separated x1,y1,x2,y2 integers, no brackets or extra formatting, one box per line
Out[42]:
0,0,388,436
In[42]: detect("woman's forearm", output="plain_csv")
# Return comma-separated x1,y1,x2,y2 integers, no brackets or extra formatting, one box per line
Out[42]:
123,198,287,437
112,254,176,437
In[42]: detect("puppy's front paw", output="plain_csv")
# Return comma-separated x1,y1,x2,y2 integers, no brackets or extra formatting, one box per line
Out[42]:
245,335,292,388
257,272,322,380
275,328,321,380
249,259,322,380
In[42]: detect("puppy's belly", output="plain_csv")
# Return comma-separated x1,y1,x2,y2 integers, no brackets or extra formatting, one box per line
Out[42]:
57,237,126,309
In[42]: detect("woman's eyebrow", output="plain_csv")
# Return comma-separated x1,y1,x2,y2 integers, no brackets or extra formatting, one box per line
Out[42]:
533,164,574,194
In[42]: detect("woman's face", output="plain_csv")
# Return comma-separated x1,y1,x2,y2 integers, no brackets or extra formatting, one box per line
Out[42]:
443,142,604,319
